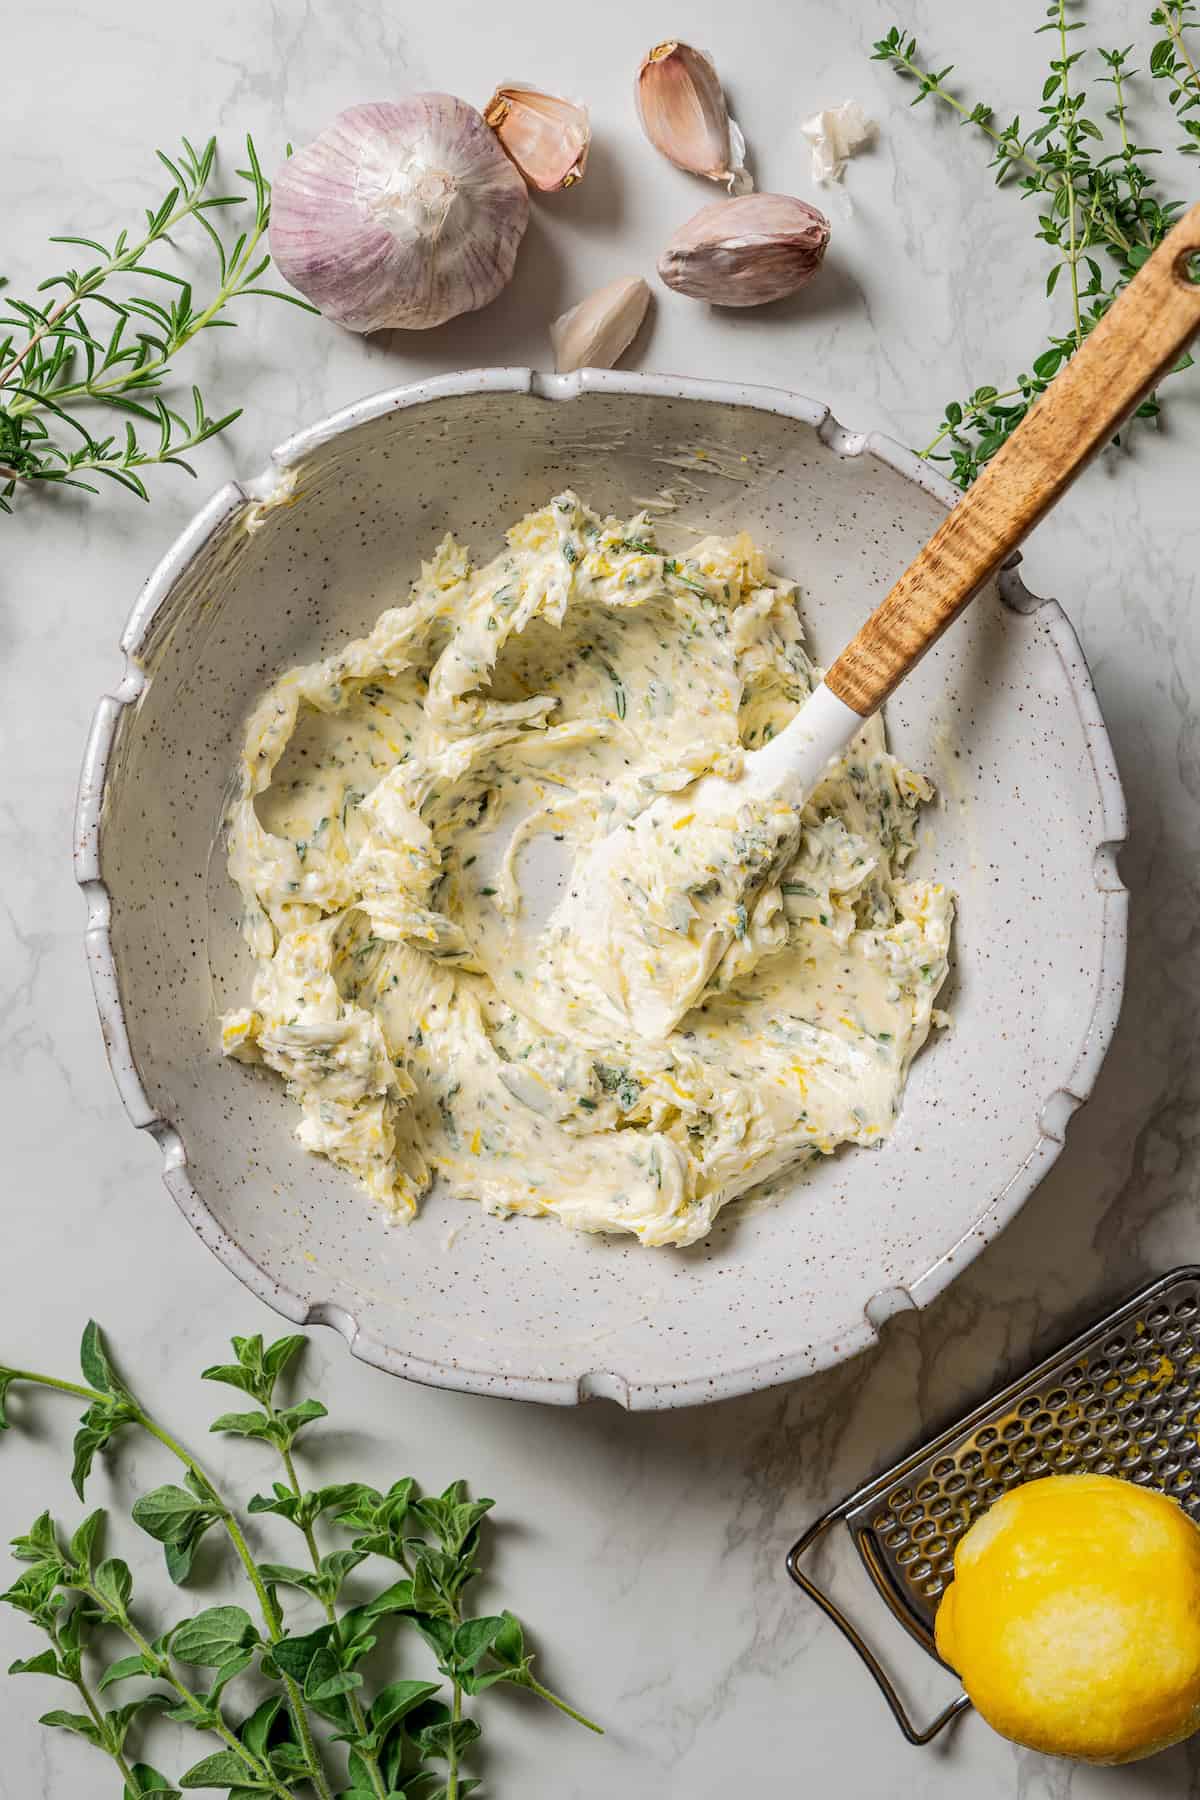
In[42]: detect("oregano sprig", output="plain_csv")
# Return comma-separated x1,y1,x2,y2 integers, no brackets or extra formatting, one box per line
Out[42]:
872,0,1198,487
0,133,314,516
0,1324,598,1799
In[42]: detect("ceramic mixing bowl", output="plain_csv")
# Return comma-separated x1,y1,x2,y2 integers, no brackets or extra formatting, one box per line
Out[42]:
75,369,1127,1408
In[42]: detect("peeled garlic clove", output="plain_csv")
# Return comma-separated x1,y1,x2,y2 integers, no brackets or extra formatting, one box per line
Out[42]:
658,193,829,307
270,97,529,333
636,41,751,192
551,276,652,373
484,84,590,191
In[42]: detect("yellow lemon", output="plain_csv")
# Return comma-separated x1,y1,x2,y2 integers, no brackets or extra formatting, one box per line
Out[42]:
935,1473,1200,1763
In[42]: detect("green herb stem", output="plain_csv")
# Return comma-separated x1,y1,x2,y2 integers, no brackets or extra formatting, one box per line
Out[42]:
1,134,312,512
47,1617,138,1789
0,166,222,395
77,1675,135,1785
3,1367,332,1800
876,34,1134,254
277,1442,389,1800
1056,0,1085,348
2,1371,101,1405
874,9,1195,486
1163,1,1200,92
5,219,267,423
79,1579,295,1800
447,1679,463,1800
520,1675,604,1735
129,1416,333,1800
919,386,1025,456
2,1327,601,1798
881,39,1044,176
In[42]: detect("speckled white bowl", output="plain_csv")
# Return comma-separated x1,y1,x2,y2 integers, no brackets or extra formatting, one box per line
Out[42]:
75,369,1127,1409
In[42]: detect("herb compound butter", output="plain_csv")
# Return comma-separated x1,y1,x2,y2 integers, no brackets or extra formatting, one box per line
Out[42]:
222,493,952,1247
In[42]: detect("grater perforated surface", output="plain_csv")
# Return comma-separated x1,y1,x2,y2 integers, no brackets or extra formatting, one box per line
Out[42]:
843,1269,1200,1649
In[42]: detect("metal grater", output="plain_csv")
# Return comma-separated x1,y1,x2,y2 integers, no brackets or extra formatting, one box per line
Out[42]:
786,1266,1200,1745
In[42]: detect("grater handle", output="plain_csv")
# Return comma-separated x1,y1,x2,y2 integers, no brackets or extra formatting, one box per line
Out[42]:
785,1513,972,1747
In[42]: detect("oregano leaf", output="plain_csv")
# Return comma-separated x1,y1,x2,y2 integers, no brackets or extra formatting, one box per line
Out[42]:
237,1693,283,1758
172,1604,256,1667
362,1578,414,1620
179,1748,267,1789
207,1410,274,1441
269,1623,332,1682
106,1693,171,1755
207,1644,255,1700
38,1707,104,1746
414,1716,481,1762
123,1763,182,1799
67,1508,105,1575
273,1397,327,1446
257,1562,321,1591
491,1610,528,1671
132,1485,210,1546
93,1557,133,1616
80,1320,125,1396
262,1333,307,1383
368,1678,442,1737
304,1645,362,1704
198,1363,260,1399
8,1649,61,1678
70,1420,109,1500
451,1615,505,1672
163,1510,221,1587
99,1652,153,1690
267,1741,310,1775
11,1511,61,1564
247,1484,301,1523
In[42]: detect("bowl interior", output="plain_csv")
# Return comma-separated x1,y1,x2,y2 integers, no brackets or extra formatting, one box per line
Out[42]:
96,377,1121,1406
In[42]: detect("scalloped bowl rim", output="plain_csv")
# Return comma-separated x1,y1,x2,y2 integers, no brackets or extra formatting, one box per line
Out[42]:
73,367,1129,1408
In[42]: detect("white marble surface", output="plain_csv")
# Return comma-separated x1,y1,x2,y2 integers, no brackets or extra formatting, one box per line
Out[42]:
3,0,1199,1793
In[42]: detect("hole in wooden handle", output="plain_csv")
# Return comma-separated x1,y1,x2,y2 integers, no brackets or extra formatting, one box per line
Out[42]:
1177,248,1200,289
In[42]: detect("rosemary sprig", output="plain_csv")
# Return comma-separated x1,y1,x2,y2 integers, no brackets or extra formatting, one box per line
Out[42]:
873,2,1198,487
0,134,313,516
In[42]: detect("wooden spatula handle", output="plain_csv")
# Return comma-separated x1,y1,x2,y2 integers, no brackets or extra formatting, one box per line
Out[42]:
826,202,1200,717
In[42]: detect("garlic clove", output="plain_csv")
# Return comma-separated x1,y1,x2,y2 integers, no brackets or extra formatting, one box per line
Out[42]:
484,84,591,191
270,96,529,333
635,41,752,192
551,275,652,373
657,193,830,307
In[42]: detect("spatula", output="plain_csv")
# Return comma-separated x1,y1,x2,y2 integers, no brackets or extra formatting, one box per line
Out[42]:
541,203,1200,1042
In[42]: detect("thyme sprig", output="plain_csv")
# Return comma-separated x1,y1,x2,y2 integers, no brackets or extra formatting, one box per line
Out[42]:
0,1324,598,1799
0,135,313,516
873,1,1198,487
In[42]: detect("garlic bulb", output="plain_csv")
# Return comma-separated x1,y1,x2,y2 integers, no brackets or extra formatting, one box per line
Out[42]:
484,84,590,191
658,194,829,307
551,276,651,372
270,97,529,332
635,42,751,192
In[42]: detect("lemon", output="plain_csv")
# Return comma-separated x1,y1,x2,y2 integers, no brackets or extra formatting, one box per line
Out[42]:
935,1473,1200,1763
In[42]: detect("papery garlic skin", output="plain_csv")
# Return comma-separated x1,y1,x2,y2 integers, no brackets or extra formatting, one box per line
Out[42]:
551,276,651,372
658,193,830,306
801,100,878,185
485,84,591,191
270,97,529,332
636,41,752,192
